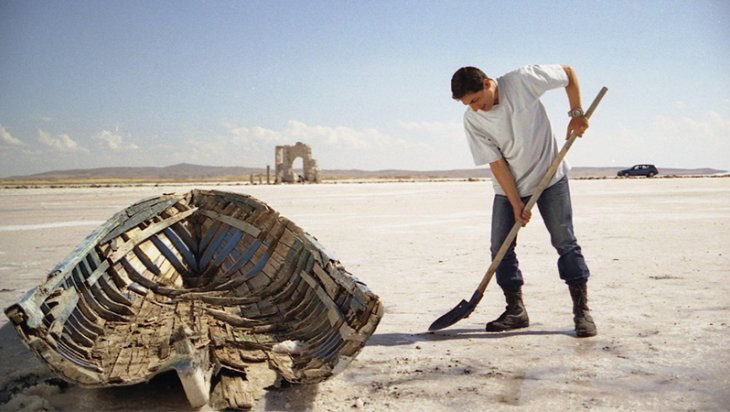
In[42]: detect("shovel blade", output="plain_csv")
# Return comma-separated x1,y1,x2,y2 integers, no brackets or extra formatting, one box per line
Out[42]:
428,299,473,331
429,290,483,331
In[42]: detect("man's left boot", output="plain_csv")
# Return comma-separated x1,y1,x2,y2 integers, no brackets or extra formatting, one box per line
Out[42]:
569,282,597,338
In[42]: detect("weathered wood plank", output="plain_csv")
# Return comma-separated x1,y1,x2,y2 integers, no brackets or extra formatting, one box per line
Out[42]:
198,209,261,238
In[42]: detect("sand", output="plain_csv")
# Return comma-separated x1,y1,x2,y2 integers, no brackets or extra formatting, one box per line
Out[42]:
1,177,728,411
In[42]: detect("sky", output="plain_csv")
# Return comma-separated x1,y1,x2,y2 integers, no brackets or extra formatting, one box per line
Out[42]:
1,0,729,177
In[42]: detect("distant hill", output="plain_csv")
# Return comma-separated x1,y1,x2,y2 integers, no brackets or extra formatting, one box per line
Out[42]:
10,163,266,180
327,167,727,179
2,163,726,182
567,167,726,178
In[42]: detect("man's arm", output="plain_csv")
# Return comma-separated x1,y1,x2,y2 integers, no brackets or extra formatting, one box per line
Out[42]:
490,158,531,226
562,65,589,140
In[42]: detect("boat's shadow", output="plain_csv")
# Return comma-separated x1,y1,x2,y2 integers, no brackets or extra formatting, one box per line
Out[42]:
0,321,320,411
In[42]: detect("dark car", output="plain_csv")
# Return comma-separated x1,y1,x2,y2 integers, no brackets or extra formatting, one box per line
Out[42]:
617,164,659,177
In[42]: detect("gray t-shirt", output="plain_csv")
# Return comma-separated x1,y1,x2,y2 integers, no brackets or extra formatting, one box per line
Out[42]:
463,64,569,197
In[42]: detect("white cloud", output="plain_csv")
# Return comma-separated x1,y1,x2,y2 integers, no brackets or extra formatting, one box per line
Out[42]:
623,111,730,169
222,122,285,146
652,111,730,169
288,120,413,151
93,130,140,151
0,125,24,146
84,120,472,172
37,129,85,152
651,111,730,141
222,120,412,151
535,109,730,171
398,120,463,140
193,120,432,169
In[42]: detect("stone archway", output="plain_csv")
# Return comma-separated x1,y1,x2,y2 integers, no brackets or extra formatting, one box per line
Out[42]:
275,142,321,183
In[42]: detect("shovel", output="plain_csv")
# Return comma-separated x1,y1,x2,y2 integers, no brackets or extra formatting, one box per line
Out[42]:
429,86,608,331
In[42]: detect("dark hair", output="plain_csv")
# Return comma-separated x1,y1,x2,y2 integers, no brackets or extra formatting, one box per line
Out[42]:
451,66,489,100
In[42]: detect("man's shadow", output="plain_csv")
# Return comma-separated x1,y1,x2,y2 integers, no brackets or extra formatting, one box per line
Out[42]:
367,327,574,347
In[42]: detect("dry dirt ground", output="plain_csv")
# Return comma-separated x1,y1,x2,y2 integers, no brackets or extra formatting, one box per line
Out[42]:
0,177,728,411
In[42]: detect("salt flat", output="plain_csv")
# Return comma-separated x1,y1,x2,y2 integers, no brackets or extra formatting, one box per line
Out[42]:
1,178,728,411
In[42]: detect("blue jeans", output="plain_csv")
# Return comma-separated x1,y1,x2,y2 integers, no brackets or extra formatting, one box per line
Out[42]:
491,176,590,289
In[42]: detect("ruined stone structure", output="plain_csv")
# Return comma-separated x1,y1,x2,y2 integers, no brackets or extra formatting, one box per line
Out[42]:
275,142,320,183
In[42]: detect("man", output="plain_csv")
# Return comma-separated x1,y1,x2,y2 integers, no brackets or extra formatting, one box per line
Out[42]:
450,64,596,337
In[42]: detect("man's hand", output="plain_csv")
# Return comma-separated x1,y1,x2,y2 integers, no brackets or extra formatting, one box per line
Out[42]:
513,200,532,227
567,115,589,140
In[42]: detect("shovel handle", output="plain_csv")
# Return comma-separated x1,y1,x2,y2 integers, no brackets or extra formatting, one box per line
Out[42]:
475,87,608,295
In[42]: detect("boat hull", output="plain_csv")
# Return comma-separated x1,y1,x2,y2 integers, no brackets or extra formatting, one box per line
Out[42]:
5,189,384,408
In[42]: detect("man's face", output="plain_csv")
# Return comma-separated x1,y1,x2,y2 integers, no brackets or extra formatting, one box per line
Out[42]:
459,79,496,112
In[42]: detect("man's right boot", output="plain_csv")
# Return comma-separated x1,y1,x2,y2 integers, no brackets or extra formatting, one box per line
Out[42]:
486,287,529,332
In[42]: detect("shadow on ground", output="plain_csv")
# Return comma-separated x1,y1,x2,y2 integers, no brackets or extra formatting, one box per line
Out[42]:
0,321,321,411
367,327,575,347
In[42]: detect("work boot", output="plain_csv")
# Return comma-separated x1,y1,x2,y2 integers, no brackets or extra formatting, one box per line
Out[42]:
486,288,529,332
569,282,597,337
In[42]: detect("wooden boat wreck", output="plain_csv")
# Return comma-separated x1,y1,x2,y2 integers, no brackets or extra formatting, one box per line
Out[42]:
5,189,384,409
